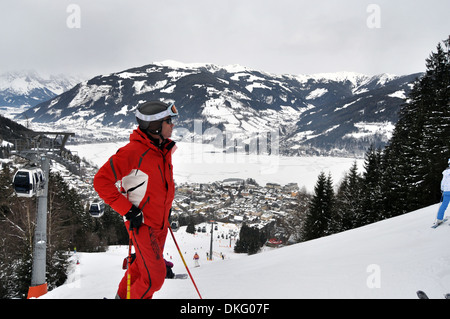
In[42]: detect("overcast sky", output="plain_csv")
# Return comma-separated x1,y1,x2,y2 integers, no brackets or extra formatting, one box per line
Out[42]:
1,0,449,79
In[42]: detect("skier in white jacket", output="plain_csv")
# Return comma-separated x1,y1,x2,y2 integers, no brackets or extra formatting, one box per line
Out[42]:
436,159,450,224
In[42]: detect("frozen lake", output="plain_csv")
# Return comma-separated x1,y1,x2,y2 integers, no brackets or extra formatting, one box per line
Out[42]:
67,141,364,192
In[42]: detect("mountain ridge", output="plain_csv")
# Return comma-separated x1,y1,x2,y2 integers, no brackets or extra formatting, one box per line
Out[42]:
0,70,81,108
17,61,422,155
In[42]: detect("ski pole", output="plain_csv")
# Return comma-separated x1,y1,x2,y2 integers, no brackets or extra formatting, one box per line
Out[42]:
126,229,133,299
168,225,203,299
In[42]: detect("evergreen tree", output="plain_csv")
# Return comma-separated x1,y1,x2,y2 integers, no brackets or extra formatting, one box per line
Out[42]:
302,172,335,241
359,146,384,225
420,37,450,203
99,205,128,245
186,221,196,234
382,35,450,217
234,223,263,255
333,162,362,232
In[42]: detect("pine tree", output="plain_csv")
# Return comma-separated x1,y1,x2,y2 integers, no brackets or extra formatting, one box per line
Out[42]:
302,172,335,241
234,223,263,255
420,37,450,203
381,35,450,217
333,162,362,232
186,221,196,234
359,146,384,225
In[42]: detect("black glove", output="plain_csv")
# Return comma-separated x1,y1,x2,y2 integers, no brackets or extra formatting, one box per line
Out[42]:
125,205,143,233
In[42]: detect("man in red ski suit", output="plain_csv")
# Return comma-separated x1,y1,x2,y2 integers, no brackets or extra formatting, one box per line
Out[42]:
94,101,178,299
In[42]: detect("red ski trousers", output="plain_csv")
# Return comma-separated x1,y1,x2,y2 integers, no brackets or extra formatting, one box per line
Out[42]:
117,224,167,299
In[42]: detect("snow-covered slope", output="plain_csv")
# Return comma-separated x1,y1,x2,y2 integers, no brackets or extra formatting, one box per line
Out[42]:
40,204,450,299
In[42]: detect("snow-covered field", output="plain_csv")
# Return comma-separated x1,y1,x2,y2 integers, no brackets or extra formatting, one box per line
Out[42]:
67,141,363,192
40,204,450,299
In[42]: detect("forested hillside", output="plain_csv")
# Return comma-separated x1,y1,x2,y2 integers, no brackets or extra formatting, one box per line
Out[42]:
300,36,450,241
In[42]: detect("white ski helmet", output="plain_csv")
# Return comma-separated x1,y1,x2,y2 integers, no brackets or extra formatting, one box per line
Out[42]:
135,101,178,134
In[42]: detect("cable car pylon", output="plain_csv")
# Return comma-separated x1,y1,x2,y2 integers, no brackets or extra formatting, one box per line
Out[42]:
27,155,49,299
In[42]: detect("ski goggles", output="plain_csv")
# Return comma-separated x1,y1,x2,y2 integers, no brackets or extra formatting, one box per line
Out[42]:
162,117,175,124
135,102,179,122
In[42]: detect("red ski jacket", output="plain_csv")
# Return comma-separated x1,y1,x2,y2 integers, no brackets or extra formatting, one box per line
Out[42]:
93,127,176,230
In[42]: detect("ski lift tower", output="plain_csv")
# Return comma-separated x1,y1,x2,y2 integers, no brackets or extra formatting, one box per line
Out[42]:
27,154,49,299
14,131,75,299
209,219,214,261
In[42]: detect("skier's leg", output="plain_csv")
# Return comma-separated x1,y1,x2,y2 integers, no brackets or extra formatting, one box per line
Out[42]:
437,192,450,221
129,226,167,299
117,254,140,299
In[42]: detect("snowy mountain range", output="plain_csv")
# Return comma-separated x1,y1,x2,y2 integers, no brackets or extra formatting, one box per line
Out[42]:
0,70,80,108
17,61,422,155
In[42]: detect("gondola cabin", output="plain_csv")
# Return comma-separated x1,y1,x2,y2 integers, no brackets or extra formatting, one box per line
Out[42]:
89,199,105,218
13,167,44,198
